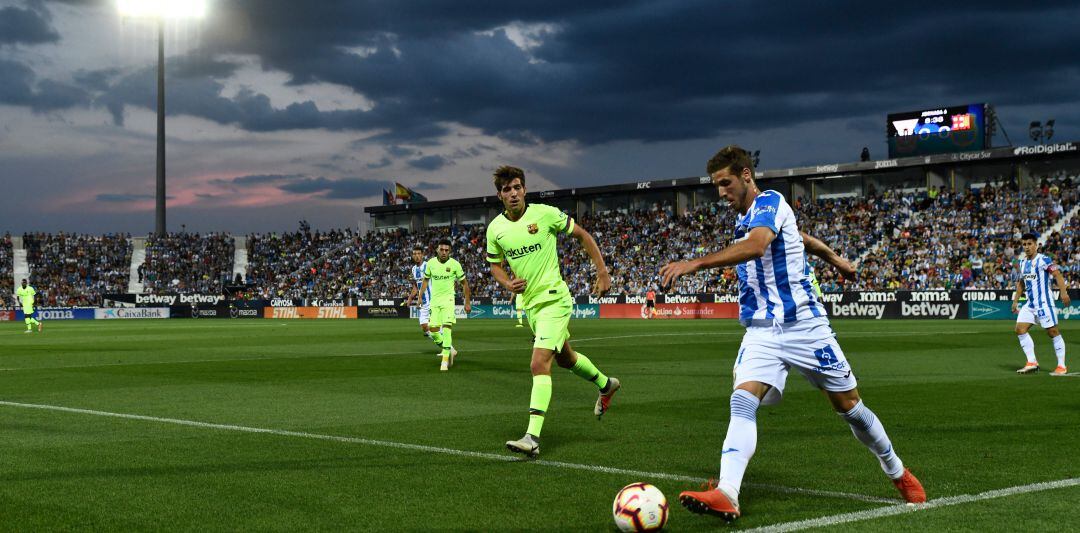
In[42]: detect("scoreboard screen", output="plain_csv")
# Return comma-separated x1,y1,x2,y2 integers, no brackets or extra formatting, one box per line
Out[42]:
887,103,987,158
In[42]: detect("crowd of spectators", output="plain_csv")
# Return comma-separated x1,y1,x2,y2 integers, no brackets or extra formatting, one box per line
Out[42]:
844,180,1079,291
141,232,235,294
10,172,1080,304
22,232,131,307
1,234,13,308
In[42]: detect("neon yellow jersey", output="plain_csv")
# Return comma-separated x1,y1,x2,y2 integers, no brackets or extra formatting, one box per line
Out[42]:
486,203,574,309
17,285,36,310
423,257,465,307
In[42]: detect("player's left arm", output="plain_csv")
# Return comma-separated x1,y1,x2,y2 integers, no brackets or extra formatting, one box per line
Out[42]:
660,227,774,288
418,278,430,302
569,223,611,295
801,231,857,281
1052,266,1071,306
458,267,471,313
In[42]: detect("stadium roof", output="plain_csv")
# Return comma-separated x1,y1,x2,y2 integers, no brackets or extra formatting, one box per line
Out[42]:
365,140,1079,214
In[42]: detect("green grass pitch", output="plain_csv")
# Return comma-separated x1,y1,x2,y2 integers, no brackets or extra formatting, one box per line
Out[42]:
1,319,1077,531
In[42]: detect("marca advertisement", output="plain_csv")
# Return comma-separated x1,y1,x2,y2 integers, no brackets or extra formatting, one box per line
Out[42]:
95,308,170,319
17,308,97,320
264,306,358,319
170,305,263,319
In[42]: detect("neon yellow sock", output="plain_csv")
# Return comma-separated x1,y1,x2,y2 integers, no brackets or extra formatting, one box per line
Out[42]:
570,352,609,390
431,330,443,345
25,317,32,330
441,328,453,353
527,375,552,436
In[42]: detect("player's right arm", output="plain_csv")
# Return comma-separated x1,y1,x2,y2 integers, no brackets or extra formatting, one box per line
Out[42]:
801,231,857,281
569,223,611,295
1012,278,1024,314
404,284,418,307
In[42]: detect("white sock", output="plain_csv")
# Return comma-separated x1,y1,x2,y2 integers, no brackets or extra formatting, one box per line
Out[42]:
839,400,904,479
718,389,759,497
1052,335,1066,367
1018,333,1037,364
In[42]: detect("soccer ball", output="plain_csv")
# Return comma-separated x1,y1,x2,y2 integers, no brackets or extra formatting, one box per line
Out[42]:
612,482,669,532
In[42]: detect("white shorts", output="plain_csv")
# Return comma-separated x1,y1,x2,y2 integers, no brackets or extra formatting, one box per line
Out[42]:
416,305,430,325
1017,305,1058,329
734,317,858,406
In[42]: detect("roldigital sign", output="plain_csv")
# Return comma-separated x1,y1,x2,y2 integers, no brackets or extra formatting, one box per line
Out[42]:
887,103,988,158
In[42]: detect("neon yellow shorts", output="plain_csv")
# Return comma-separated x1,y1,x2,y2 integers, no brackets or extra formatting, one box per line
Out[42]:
430,304,456,327
529,298,572,352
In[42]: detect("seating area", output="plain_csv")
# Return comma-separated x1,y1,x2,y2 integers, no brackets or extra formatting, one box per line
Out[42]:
142,233,235,294
22,232,132,307
8,176,1080,305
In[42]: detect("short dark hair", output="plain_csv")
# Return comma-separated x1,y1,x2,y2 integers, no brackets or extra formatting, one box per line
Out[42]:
1021,233,1038,242
706,145,754,178
493,166,526,190
412,245,423,253
438,239,452,248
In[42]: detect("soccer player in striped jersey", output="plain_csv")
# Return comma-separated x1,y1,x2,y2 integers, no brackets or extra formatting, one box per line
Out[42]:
404,246,437,345
1012,233,1070,376
660,146,925,522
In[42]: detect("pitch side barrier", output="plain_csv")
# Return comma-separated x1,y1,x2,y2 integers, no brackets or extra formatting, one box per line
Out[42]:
101,290,1080,321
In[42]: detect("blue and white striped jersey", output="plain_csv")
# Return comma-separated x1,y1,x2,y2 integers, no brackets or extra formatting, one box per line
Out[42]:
734,190,827,325
411,262,431,306
1019,253,1058,313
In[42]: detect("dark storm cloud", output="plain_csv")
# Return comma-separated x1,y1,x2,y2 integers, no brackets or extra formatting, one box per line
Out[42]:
366,157,392,169
407,154,451,171
0,5,59,46
228,173,304,186
23,1,1080,146
277,177,385,199
0,58,90,111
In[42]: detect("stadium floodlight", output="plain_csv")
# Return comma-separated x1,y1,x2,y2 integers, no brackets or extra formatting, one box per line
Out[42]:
117,0,207,19
117,0,208,236
1029,121,1042,143
1044,119,1055,142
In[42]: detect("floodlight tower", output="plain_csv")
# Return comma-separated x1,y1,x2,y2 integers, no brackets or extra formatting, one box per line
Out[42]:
117,1,207,236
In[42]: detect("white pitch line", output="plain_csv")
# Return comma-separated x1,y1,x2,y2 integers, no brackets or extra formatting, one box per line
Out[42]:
747,477,1080,532
0,400,893,505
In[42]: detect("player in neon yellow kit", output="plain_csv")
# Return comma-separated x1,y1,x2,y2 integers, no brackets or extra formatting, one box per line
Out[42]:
17,278,41,333
418,239,471,371
486,165,619,457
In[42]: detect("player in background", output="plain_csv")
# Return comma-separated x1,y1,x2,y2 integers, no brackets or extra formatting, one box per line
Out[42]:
1012,233,1070,376
17,278,41,333
660,146,925,522
645,287,657,319
486,165,619,458
404,246,434,340
418,240,471,371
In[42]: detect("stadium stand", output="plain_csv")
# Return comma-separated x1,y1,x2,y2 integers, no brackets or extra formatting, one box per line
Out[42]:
22,232,132,307
141,232,235,294
1,233,13,308
10,174,1080,303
